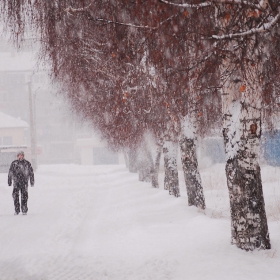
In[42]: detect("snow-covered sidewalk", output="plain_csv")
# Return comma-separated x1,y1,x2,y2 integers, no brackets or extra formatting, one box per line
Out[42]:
0,164,279,280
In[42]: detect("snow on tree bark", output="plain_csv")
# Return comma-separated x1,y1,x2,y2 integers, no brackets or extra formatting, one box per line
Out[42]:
179,136,205,209
163,152,169,191
221,57,270,250
163,140,180,197
123,149,129,168
128,149,138,173
137,140,155,183
151,140,163,188
178,99,206,209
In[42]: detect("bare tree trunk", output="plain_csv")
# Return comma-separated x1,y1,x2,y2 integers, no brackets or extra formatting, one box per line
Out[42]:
221,59,270,250
137,140,155,183
151,140,163,188
176,45,206,209
123,149,129,168
163,140,180,197
128,148,138,173
179,116,205,209
163,151,169,191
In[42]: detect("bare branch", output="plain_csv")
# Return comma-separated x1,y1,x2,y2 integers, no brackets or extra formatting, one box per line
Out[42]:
95,18,158,29
65,5,177,30
160,0,267,10
160,0,211,8
64,2,93,15
96,14,176,29
212,10,280,40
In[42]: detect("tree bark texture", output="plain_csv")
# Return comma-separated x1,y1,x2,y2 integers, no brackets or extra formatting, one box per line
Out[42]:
137,141,155,183
163,140,180,197
163,153,169,191
179,137,206,209
123,149,129,168
128,149,138,173
151,141,162,188
221,58,270,250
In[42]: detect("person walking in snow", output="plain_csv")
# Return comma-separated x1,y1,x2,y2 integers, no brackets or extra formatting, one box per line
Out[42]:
8,151,34,215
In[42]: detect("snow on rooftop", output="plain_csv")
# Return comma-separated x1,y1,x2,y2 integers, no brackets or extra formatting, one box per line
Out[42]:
0,111,28,128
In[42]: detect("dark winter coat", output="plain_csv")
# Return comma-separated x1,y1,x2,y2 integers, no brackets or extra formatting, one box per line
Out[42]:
8,159,34,187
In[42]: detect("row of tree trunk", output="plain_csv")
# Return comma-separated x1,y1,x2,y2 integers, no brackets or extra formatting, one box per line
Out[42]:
125,88,271,251
125,129,206,211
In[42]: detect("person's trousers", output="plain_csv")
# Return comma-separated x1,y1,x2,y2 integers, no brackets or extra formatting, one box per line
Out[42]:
12,183,28,214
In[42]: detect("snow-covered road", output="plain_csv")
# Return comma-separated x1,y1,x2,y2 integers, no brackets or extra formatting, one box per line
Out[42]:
0,164,279,280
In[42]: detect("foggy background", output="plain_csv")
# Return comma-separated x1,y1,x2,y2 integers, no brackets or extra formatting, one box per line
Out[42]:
0,36,121,172
0,35,278,174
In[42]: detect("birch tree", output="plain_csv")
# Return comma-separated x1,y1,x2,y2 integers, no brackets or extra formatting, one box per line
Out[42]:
161,0,280,250
3,0,280,250
0,0,210,203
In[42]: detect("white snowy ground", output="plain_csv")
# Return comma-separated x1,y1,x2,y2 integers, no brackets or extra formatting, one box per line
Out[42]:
0,163,280,280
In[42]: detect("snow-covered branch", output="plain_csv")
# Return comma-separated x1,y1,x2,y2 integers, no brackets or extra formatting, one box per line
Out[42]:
94,18,158,30
160,0,211,8
212,10,280,40
64,2,93,15
65,4,175,30
96,14,176,29
160,0,267,10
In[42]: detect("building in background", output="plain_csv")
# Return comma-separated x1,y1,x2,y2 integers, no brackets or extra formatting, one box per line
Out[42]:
0,111,29,172
0,111,28,146
0,38,80,165
77,134,123,165
0,38,123,167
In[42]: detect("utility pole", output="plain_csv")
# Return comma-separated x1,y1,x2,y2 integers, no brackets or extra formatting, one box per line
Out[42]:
28,81,37,171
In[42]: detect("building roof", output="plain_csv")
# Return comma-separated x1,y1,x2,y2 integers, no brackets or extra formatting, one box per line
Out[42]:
0,111,28,128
